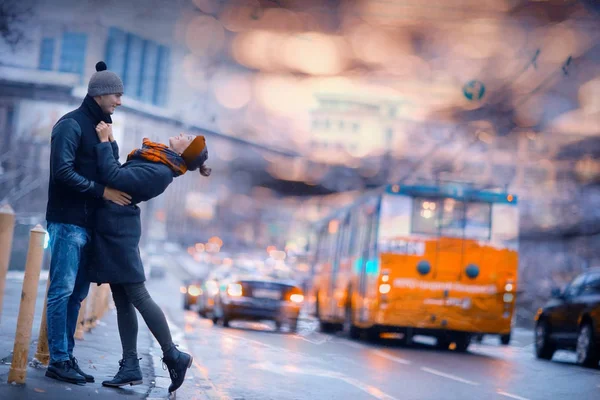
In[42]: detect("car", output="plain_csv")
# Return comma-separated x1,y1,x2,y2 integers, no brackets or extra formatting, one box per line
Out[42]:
182,279,204,311
211,273,304,332
146,255,167,279
534,268,600,368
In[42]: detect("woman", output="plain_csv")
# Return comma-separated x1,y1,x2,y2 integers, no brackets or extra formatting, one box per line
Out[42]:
89,121,211,393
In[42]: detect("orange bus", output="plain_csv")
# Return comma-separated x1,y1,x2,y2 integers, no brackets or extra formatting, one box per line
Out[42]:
311,182,519,351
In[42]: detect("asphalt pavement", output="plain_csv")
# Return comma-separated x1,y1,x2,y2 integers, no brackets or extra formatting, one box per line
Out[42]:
148,259,600,400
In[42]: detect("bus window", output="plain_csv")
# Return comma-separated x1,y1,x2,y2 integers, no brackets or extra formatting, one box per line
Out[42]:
440,198,465,237
412,198,440,234
340,214,352,261
464,202,491,239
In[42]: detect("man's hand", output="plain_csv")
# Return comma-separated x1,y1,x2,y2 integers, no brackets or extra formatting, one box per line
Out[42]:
103,187,132,206
96,122,112,143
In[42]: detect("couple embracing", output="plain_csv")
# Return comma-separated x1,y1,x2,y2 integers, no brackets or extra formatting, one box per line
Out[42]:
44,61,210,393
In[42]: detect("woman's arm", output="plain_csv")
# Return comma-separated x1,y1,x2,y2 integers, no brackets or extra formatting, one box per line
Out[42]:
95,142,172,200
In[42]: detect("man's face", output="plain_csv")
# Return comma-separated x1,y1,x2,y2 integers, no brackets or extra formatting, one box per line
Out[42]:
97,93,122,115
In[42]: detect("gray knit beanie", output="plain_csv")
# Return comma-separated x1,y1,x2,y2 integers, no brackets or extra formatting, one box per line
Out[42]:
87,61,124,97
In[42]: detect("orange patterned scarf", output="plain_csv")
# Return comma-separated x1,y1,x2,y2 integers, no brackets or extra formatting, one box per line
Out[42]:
127,138,187,176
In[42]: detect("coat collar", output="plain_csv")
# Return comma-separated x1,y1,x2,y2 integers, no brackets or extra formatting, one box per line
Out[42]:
80,95,113,125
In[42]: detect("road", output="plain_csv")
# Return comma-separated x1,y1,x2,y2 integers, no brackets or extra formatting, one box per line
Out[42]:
147,265,600,400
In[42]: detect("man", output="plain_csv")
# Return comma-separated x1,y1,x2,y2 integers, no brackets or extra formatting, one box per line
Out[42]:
45,61,131,384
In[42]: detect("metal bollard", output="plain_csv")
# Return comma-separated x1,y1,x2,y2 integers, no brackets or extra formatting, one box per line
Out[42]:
33,278,51,366
84,285,97,332
86,284,100,330
91,284,104,325
7,225,47,384
74,298,87,340
101,284,110,318
0,204,16,323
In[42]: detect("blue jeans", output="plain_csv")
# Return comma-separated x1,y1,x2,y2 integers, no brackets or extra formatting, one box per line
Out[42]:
46,222,91,364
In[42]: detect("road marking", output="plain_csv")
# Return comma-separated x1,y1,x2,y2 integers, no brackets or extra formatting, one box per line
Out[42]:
372,350,412,365
497,390,530,400
339,340,368,350
251,361,398,400
219,331,283,352
420,367,480,386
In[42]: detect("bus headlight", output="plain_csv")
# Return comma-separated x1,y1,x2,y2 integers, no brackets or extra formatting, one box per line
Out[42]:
505,283,513,292
379,284,391,294
503,293,514,303
188,285,202,297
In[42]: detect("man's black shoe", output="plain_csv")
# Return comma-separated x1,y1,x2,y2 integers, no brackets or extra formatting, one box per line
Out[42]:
70,356,95,382
45,361,86,385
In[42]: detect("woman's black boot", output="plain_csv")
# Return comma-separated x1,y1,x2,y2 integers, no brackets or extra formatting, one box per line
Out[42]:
162,345,193,393
102,356,143,387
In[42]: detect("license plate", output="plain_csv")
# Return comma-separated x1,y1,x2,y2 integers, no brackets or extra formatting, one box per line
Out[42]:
253,289,281,300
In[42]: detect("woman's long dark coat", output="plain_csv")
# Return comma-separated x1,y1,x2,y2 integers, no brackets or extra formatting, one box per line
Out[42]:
87,142,176,284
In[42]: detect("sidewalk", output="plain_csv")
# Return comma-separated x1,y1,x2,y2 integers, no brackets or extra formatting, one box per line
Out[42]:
0,275,163,399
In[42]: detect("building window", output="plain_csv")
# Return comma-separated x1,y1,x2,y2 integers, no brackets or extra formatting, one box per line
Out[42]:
339,121,345,130
59,32,87,76
39,38,55,70
124,34,144,97
154,45,170,107
140,40,158,103
105,27,170,106
105,28,127,78
352,123,360,133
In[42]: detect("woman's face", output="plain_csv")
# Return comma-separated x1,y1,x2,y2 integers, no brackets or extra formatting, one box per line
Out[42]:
169,133,195,155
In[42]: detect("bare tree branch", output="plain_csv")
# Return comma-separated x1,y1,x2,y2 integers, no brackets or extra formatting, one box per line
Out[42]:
0,0,33,51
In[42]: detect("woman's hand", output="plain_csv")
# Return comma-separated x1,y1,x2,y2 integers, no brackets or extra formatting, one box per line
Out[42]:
96,121,112,143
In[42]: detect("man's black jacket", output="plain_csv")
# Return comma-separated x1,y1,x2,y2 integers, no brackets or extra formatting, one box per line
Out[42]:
46,95,119,228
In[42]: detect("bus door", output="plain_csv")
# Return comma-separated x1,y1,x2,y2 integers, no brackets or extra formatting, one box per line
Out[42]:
329,214,351,320
357,198,380,324
435,198,465,283
315,226,334,319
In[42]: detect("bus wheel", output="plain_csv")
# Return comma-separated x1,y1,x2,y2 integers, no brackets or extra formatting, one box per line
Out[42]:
436,337,451,350
344,303,360,339
366,326,380,342
319,321,337,333
500,333,511,346
454,333,471,352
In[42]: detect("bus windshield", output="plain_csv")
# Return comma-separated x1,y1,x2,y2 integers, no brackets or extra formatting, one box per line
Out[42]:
410,197,492,239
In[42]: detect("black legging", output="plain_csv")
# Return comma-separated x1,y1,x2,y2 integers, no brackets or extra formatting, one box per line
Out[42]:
110,282,174,358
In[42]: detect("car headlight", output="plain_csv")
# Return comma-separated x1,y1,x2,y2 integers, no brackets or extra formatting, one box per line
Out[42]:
227,283,243,297
290,294,304,303
188,285,202,297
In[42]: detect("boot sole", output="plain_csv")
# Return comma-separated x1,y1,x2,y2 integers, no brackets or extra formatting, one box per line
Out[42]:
45,370,86,385
102,380,143,387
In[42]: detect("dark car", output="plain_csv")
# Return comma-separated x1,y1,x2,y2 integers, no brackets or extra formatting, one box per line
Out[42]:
211,274,304,332
182,279,204,310
534,269,600,368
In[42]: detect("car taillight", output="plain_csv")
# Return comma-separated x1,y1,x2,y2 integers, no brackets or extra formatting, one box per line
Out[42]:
290,294,304,303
